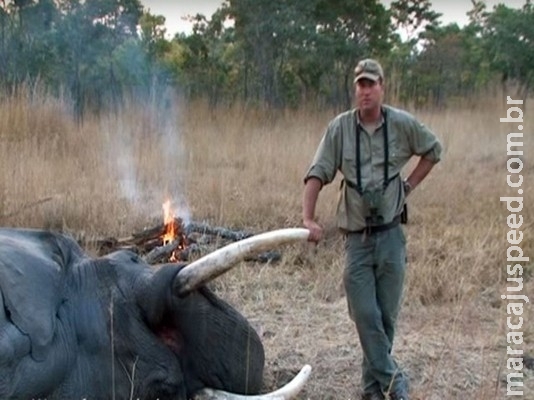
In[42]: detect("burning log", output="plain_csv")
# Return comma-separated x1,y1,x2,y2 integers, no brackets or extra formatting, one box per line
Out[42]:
143,240,201,264
94,223,166,253
87,218,282,265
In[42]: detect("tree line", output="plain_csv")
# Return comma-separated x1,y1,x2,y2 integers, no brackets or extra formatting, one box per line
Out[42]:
1,0,532,116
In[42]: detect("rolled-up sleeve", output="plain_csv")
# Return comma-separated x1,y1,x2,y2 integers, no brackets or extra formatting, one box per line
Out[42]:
408,117,443,163
304,121,341,185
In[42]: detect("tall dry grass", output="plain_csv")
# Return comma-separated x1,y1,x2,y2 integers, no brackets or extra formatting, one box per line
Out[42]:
0,87,532,399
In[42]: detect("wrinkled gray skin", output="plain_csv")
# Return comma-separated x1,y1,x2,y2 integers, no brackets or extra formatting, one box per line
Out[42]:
0,228,264,399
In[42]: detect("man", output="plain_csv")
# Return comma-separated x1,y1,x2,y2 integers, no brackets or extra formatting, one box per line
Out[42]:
302,59,442,400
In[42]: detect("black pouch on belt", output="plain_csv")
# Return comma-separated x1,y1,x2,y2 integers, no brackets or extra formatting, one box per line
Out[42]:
401,203,408,224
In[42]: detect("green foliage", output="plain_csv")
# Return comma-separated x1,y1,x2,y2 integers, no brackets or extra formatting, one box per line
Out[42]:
0,0,165,117
389,0,442,46
480,1,534,100
171,0,533,108
0,0,532,112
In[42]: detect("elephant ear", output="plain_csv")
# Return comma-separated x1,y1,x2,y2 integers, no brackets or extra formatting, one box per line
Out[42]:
0,229,81,361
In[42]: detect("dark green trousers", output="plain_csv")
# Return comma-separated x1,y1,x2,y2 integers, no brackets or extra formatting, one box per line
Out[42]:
343,225,408,395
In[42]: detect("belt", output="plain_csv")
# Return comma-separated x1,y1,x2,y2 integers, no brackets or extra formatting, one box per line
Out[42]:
353,215,401,235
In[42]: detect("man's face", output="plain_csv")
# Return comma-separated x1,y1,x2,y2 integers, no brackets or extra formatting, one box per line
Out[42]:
355,78,384,112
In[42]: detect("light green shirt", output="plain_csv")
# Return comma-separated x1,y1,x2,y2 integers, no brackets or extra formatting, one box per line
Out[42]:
304,104,443,232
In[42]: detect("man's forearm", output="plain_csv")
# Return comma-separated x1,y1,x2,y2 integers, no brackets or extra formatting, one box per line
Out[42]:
303,178,322,222
406,157,437,190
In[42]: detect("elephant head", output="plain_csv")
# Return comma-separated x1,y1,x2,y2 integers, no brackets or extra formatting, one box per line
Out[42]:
0,227,311,399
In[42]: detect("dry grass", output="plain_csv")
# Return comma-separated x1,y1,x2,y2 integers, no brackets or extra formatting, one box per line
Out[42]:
0,88,533,399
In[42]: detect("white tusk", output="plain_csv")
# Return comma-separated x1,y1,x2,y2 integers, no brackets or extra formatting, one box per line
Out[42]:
195,364,312,400
172,228,310,296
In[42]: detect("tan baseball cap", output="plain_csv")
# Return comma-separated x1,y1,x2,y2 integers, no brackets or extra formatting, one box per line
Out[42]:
354,59,384,83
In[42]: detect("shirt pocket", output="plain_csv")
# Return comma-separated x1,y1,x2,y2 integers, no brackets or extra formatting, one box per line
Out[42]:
389,136,410,170
341,145,358,185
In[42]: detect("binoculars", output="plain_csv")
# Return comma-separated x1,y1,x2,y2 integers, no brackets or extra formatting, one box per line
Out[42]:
362,189,385,225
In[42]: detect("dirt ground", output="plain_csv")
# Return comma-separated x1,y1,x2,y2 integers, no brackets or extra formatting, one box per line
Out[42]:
209,242,534,400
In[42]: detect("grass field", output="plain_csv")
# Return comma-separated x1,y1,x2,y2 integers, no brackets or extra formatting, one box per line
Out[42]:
0,88,532,399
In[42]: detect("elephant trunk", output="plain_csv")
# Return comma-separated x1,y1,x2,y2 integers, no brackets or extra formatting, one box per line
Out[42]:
169,228,310,297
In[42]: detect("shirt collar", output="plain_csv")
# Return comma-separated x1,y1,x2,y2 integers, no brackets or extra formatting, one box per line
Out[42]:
355,107,385,128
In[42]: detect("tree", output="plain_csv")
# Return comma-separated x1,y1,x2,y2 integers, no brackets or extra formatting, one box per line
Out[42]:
218,0,392,108
412,24,467,107
50,0,145,116
386,0,442,104
389,0,441,46
313,0,391,108
481,1,534,101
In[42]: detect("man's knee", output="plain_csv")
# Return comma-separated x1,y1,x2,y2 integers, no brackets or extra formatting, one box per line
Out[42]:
350,303,383,333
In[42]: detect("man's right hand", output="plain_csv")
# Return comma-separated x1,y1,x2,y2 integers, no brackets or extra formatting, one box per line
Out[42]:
303,219,323,243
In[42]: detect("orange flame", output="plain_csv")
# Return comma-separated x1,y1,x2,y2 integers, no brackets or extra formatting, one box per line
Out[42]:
162,199,176,246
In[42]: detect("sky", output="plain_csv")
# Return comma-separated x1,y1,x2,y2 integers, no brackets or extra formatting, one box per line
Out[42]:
142,0,527,38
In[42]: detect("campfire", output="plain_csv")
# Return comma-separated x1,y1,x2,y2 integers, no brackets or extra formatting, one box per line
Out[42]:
161,199,188,262
89,200,282,265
